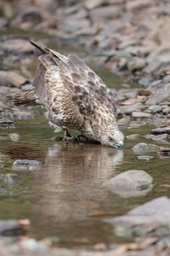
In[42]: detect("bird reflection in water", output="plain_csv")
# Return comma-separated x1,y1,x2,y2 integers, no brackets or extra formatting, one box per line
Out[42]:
33,142,124,223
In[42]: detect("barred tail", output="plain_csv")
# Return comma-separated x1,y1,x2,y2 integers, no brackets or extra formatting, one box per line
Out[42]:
6,90,37,105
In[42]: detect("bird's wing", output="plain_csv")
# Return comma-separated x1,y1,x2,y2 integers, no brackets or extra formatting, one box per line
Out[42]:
31,42,117,130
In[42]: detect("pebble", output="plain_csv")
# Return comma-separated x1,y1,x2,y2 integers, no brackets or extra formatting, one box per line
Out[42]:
126,134,139,140
137,155,154,161
131,111,151,118
159,147,170,157
12,159,42,171
9,133,21,142
127,57,146,72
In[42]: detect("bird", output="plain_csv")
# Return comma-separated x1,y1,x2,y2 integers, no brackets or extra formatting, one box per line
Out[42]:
10,41,124,148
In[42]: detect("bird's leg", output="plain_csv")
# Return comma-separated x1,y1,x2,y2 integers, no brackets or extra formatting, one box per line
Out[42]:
63,128,72,141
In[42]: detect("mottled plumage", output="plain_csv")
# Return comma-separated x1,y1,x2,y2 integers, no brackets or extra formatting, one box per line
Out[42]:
31,41,124,148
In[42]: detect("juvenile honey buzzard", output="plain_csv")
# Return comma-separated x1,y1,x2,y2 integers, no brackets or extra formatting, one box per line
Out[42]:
30,41,124,148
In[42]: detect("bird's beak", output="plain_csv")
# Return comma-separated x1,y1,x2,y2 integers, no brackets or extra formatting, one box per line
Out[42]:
115,141,124,149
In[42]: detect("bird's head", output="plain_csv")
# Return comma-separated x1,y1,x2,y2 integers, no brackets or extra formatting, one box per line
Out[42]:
100,128,124,149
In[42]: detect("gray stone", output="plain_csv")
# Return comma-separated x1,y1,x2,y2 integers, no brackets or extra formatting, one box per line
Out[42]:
146,83,170,105
0,71,27,88
132,143,160,155
103,170,153,198
84,0,104,10
137,155,154,161
12,159,42,171
126,134,139,140
127,58,146,71
151,127,170,135
159,147,170,157
131,111,151,118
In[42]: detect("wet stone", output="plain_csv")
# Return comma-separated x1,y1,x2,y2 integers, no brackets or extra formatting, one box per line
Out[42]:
110,197,170,238
146,133,169,143
0,173,21,185
146,105,162,114
132,143,160,155
9,133,20,142
159,147,170,157
0,219,30,236
0,118,14,129
137,155,154,161
12,159,42,171
103,170,153,198
126,134,140,140
151,127,170,135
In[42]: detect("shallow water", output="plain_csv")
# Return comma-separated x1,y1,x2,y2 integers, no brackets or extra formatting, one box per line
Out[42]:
0,32,170,247
0,108,169,247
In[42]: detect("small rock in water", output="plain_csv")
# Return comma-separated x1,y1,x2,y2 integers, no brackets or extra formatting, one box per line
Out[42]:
151,127,170,135
132,143,160,155
12,159,42,171
137,155,154,161
0,118,14,128
9,133,20,142
159,147,170,157
146,133,169,143
103,170,153,198
0,219,30,236
110,197,170,237
126,134,140,140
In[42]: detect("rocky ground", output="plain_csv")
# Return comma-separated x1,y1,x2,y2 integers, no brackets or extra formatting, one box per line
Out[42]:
0,0,170,255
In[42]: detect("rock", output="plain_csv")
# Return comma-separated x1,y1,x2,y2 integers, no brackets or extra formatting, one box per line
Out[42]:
12,159,42,171
137,155,154,161
159,147,170,157
162,107,170,114
0,38,33,54
118,105,145,115
126,134,139,140
146,105,162,114
146,134,169,143
90,5,122,22
58,18,90,33
0,219,30,236
130,196,170,216
151,127,170,135
146,83,170,105
132,143,160,155
0,71,27,87
125,0,152,11
0,118,14,128
0,173,21,185
131,111,151,118
84,0,104,10
9,133,20,142
127,58,146,71
109,197,170,238
103,170,153,198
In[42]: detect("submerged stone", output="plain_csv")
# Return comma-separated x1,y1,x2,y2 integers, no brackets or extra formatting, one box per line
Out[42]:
12,159,42,171
137,155,154,161
132,143,160,155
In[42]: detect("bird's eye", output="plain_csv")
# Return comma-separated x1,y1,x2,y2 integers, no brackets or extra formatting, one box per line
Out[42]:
108,137,113,142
